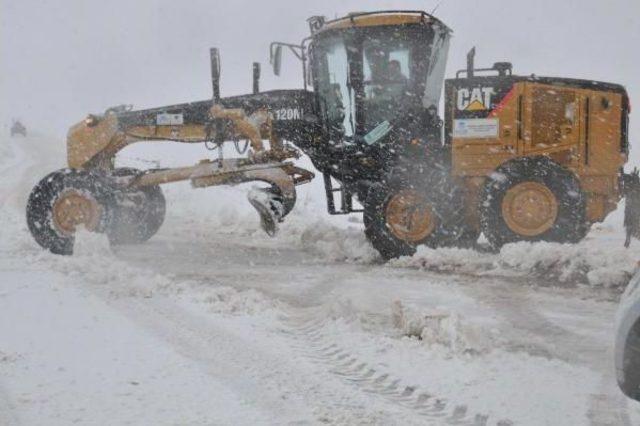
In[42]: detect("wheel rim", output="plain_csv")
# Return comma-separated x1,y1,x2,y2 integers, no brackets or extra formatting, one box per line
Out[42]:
385,190,436,243
501,182,558,237
52,190,101,236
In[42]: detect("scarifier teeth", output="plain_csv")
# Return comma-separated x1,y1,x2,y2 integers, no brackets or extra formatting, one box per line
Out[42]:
247,188,284,237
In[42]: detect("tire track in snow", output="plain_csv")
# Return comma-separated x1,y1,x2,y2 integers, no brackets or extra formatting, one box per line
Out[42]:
460,276,632,426
0,382,19,426
0,393,16,425
587,391,633,426
83,288,435,425
281,311,514,426
115,233,632,424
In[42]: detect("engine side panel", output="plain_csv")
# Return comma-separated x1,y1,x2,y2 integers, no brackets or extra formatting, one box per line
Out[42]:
445,75,629,224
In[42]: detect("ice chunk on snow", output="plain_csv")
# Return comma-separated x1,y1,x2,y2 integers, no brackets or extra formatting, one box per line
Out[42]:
392,300,494,354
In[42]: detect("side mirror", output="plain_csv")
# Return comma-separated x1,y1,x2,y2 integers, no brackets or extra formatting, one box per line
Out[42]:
271,45,283,76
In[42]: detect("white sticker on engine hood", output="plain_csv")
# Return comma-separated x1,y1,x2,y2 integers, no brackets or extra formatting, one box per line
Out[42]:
453,118,499,139
156,113,184,126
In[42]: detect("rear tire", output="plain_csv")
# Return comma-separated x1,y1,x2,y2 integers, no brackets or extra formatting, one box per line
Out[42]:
480,157,586,250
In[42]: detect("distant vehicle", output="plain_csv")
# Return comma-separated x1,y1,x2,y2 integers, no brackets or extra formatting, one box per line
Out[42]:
615,267,640,401
10,120,27,137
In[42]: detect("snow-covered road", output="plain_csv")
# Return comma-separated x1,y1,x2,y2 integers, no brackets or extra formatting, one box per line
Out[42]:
1,134,639,425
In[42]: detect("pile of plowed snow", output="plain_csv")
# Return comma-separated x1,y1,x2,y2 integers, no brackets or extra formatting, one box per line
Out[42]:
390,238,638,289
391,300,496,354
1,207,283,322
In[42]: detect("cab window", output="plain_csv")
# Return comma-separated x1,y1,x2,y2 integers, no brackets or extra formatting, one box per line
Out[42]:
315,35,355,140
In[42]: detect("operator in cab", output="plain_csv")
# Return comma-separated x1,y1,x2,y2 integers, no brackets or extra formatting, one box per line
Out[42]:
384,59,409,98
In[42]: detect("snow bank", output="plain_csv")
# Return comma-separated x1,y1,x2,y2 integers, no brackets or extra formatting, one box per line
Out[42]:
76,231,282,317
195,285,281,316
391,238,638,289
297,220,377,262
499,240,638,287
0,207,281,320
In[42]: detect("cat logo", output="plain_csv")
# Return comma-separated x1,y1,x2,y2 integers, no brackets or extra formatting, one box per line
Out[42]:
457,87,495,111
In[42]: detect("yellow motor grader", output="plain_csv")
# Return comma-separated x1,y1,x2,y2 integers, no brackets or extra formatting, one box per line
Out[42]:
27,10,640,258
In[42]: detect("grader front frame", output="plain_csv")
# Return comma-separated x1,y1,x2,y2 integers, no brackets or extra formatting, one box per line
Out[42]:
26,48,315,255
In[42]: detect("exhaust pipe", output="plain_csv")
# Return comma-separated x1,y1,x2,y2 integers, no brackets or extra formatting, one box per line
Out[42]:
210,48,221,102
467,47,476,78
253,62,261,94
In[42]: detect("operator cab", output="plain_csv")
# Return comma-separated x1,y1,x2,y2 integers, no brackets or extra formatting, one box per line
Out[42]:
307,12,451,146
270,11,452,215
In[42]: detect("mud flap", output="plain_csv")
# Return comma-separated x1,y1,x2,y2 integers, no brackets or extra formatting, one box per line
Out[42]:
247,188,285,237
624,169,640,247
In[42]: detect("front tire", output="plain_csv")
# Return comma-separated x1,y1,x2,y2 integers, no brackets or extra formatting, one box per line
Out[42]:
480,157,586,250
363,169,467,260
364,183,422,260
26,169,113,255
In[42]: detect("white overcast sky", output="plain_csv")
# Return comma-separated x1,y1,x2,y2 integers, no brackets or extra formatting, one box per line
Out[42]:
1,0,639,164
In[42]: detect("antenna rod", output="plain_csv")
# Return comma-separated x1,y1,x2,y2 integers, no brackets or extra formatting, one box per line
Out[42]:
431,0,445,14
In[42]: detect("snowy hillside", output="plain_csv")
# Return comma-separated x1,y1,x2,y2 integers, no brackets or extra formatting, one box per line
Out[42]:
1,133,639,425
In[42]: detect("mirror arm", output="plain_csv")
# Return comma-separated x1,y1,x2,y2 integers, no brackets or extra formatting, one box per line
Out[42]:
270,41,309,89
270,42,305,60
302,58,307,90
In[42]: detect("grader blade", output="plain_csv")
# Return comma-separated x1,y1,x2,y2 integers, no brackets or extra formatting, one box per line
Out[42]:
248,188,284,236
